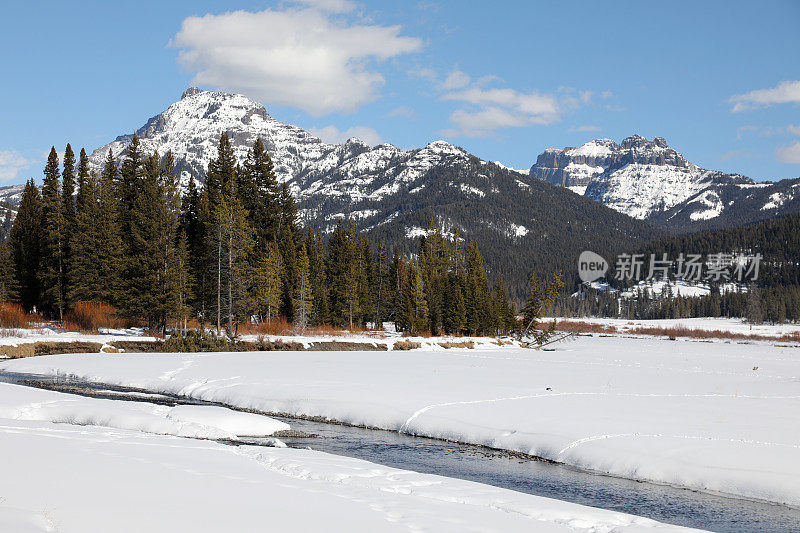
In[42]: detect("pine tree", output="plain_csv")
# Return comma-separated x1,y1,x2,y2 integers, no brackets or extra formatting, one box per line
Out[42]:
306,229,328,326
0,242,19,302
95,150,123,303
240,137,280,247
254,241,283,323
119,135,144,235
205,133,236,208
68,158,102,304
464,240,491,335
520,271,564,342
443,275,466,334
212,175,254,335
294,243,313,330
374,243,390,330
119,150,163,326
492,272,514,335
419,219,448,334
39,147,66,319
402,261,428,335
61,144,76,307
279,225,297,321
167,231,193,332
9,179,42,311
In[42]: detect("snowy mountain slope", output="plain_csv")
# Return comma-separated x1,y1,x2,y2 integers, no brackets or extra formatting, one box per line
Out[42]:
530,135,800,228
87,88,660,296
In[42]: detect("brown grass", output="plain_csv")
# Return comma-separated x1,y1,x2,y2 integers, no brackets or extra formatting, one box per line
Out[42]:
64,301,120,332
393,340,421,350
438,340,475,349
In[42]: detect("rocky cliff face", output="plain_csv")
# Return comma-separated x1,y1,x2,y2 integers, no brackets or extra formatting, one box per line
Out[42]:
530,135,800,228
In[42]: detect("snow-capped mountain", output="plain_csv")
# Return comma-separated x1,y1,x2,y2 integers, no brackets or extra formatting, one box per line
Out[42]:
88,88,660,296
530,135,800,229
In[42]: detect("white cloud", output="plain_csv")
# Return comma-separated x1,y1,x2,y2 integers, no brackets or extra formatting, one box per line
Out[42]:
729,80,800,112
407,67,437,81
309,125,382,145
386,106,415,118
569,125,601,133
601,90,613,99
0,149,32,183
440,70,470,90
788,124,800,136
441,84,565,137
172,7,423,116
291,0,356,13
776,141,800,164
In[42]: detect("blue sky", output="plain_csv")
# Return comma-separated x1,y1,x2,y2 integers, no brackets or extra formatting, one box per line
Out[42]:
1,0,799,184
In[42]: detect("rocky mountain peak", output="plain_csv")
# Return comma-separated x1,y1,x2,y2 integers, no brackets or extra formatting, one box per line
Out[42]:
181,86,204,100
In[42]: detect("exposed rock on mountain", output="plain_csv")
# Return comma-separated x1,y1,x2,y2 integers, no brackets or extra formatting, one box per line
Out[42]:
530,135,800,230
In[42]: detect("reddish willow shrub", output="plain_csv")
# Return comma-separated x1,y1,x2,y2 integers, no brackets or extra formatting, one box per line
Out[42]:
65,301,119,332
0,302,32,329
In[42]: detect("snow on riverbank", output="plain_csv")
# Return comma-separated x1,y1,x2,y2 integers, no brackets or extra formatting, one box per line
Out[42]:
3,336,798,508
0,382,288,440
0,382,698,532
547,316,800,338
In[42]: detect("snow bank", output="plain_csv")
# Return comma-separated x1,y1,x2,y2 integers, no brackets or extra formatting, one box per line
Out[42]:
0,382,289,440
0,409,700,532
3,336,799,506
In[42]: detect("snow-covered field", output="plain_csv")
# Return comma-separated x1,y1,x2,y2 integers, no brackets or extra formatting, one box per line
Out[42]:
0,380,697,532
549,316,800,338
3,335,798,510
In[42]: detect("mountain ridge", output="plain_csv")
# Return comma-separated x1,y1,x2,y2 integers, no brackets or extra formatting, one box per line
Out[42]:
87,87,662,296
530,135,800,230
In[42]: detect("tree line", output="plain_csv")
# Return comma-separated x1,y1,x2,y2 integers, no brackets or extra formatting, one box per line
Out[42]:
0,134,522,337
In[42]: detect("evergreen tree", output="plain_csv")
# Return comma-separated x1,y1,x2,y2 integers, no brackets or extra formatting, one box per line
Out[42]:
212,175,254,335
95,150,123,303
205,133,236,208
240,138,280,247
294,243,313,330
9,179,42,311
61,144,76,306
39,147,66,319
374,243,391,330
306,229,328,326
119,135,144,235
402,261,428,335
443,276,466,334
254,241,283,323
68,160,102,303
167,231,193,332
0,242,19,302
464,240,491,335
119,151,164,326
279,225,297,321
492,272,514,335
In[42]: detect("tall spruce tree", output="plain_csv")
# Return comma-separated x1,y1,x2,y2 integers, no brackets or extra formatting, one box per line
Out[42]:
68,159,102,303
212,174,253,335
0,242,19,302
294,243,313,330
119,151,163,325
96,150,123,303
39,148,66,319
61,144,76,307
9,179,42,311
240,138,280,247
402,261,428,335
254,240,283,323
